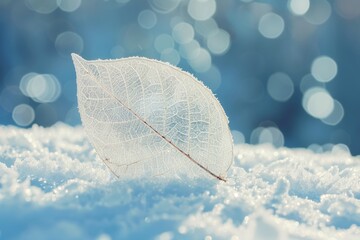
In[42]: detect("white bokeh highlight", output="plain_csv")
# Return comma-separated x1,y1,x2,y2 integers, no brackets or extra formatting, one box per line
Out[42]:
288,0,309,16
206,29,231,55
187,0,216,21
303,87,334,119
172,22,195,44
21,73,62,103
258,13,285,39
188,48,212,72
12,104,35,127
250,126,284,148
311,56,338,83
321,100,344,126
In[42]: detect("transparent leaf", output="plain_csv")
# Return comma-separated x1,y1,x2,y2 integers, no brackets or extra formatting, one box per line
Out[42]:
72,54,233,181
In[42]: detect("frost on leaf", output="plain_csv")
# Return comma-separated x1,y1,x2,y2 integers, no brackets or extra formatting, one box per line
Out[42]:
72,54,233,181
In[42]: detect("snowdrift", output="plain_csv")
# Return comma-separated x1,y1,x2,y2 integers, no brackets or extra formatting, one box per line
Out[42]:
0,123,359,240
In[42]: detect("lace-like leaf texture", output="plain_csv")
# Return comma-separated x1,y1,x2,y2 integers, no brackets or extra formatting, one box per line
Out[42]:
72,54,233,181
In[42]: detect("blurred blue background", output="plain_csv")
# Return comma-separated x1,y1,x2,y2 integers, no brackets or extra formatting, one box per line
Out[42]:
0,0,359,155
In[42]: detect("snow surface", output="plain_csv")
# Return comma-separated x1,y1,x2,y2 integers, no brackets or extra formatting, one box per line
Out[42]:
0,123,359,240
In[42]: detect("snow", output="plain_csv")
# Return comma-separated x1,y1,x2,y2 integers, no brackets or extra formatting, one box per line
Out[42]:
0,123,359,240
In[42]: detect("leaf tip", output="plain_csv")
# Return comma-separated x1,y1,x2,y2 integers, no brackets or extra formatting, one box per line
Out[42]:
71,53,84,64
71,53,89,75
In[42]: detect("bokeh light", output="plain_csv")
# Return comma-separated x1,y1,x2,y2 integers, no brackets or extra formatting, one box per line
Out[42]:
26,0,57,14
55,31,84,57
97,234,112,240
331,143,350,155
187,0,216,21
12,104,35,127
321,100,344,126
154,34,175,53
335,0,360,19
299,74,323,94
138,9,157,29
194,18,218,38
288,0,309,16
258,12,285,39
21,74,61,103
160,48,180,66
57,0,81,12
267,72,294,102
304,0,331,25
179,39,201,60
251,126,284,148
172,22,195,44
198,65,222,91
149,0,180,14
188,48,212,72
19,72,37,96
311,56,338,83
308,143,323,153
206,29,231,55
231,130,245,144
302,87,334,119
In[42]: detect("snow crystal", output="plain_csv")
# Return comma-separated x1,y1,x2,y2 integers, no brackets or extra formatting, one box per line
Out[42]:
0,123,359,239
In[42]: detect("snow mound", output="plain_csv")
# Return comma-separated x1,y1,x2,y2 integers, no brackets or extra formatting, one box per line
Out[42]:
0,123,359,240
